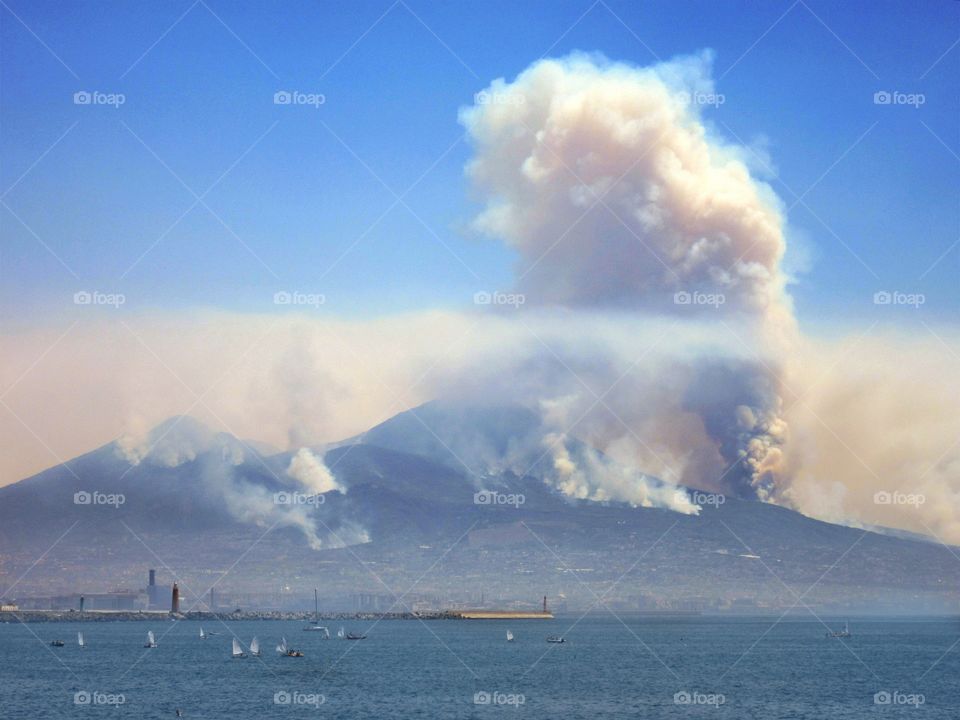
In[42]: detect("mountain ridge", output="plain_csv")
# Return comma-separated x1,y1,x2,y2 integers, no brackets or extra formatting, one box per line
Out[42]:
1,405,957,614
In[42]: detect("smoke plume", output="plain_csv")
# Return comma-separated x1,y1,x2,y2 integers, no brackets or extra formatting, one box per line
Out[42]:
0,54,957,546
286,448,343,495
461,52,796,498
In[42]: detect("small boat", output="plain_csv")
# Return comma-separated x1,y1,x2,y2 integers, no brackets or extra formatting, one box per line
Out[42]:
50,639,65,647
232,638,246,658
337,627,345,639
345,632,366,640
506,630,514,642
276,636,303,657
826,622,851,638
77,632,85,648
546,635,565,644
303,589,329,635
144,630,158,648
199,626,206,640
250,636,260,657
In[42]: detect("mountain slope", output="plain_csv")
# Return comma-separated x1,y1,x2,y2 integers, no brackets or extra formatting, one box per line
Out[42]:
0,408,957,614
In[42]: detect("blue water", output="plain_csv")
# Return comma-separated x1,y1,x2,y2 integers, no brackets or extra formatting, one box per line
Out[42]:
1,616,957,718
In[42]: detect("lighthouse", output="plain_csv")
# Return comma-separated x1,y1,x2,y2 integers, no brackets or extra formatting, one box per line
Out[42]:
171,583,180,614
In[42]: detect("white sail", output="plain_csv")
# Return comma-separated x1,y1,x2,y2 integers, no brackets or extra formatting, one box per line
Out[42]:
232,638,244,657
199,626,205,639
250,637,260,655
506,630,513,641
78,632,85,647
146,630,156,647
276,636,288,654
337,627,345,639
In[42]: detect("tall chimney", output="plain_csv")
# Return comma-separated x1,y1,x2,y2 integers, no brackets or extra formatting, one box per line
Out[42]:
149,569,156,587
543,595,547,613
171,583,180,614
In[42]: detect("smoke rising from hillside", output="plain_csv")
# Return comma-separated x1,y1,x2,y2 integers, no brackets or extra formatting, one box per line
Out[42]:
1,313,958,541
0,54,956,545
461,53,796,498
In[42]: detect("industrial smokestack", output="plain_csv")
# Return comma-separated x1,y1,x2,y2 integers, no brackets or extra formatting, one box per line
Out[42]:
149,569,155,586
171,583,180,614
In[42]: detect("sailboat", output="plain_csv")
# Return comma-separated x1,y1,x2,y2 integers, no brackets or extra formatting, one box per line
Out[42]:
78,632,85,649
199,626,206,640
827,622,851,638
506,630,514,642
337,626,345,639
276,636,303,657
345,631,367,640
303,588,329,634
250,637,260,657
144,630,158,648
232,638,246,658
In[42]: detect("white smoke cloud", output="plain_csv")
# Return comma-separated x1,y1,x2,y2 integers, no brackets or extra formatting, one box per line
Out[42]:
542,431,699,514
114,415,232,468
286,448,343,495
461,52,797,497
460,52,792,322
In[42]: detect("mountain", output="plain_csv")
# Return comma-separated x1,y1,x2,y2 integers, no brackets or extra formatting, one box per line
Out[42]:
355,401,550,475
0,406,957,614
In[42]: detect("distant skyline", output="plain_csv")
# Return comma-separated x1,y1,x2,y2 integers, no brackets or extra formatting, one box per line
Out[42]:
1,0,957,326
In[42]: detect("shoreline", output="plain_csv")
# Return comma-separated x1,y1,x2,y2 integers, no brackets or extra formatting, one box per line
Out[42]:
0,610,449,623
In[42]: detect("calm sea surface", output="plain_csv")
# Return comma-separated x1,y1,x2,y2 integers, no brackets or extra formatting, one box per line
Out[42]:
1,616,957,718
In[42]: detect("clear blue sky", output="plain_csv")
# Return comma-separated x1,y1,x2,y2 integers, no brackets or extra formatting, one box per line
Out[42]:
1,0,957,326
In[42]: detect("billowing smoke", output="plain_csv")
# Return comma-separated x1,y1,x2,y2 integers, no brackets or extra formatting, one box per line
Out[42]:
2,311,958,542
285,448,343,495
1,54,957,546
542,430,699,514
110,417,358,550
460,52,797,498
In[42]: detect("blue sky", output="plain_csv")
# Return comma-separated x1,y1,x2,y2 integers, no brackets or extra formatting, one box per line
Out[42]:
2,0,958,326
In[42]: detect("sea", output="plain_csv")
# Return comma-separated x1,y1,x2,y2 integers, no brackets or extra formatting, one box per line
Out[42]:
1,615,957,719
